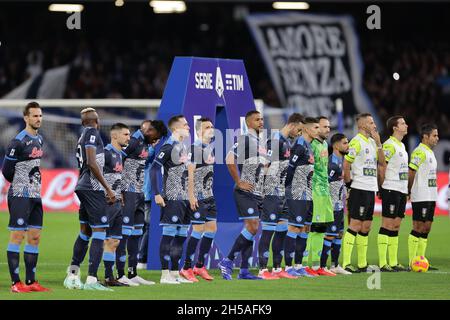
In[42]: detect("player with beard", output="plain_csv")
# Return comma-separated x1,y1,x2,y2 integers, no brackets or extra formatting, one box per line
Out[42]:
116,120,167,286
2,102,50,293
102,123,131,287
219,110,266,280
258,113,303,279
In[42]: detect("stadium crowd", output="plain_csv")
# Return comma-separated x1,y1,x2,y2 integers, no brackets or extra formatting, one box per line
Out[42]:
0,2,449,137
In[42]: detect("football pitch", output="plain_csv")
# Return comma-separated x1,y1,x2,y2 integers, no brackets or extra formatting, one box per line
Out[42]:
0,212,449,300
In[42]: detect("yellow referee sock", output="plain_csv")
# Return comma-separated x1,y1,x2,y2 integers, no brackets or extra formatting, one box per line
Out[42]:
377,228,389,267
356,232,369,268
408,230,421,264
388,231,399,267
417,233,428,257
342,229,357,267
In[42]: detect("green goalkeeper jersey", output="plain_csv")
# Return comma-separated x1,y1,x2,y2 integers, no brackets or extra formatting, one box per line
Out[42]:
311,139,334,223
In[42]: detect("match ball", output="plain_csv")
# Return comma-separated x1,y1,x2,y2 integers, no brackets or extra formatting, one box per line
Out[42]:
411,256,429,272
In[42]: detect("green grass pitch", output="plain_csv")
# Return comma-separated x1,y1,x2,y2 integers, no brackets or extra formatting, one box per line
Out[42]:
0,212,449,300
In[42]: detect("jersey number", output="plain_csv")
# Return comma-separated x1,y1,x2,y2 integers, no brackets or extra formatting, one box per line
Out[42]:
76,144,84,169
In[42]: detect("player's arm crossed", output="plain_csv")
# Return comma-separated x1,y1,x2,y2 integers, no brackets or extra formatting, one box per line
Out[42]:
86,145,115,204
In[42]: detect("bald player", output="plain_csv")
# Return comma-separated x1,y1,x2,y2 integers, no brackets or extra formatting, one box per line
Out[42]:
64,108,116,291
342,113,386,273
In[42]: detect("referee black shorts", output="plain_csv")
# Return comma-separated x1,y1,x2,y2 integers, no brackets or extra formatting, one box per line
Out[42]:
381,188,407,219
412,201,436,222
348,188,375,221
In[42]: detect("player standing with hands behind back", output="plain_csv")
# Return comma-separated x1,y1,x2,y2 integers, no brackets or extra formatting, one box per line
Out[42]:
2,102,50,293
342,113,386,273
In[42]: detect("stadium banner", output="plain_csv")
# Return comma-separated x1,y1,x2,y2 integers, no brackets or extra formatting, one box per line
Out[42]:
246,13,378,131
0,169,448,214
2,64,70,99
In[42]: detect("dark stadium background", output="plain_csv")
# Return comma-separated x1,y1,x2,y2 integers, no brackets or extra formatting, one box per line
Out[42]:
1,1,449,137
0,1,449,176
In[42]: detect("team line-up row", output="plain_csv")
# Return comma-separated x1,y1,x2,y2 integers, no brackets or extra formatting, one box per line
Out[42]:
1,102,439,292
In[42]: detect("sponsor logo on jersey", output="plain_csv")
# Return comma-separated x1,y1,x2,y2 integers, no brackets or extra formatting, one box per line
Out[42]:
179,153,189,164
29,147,43,158
139,148,149,159
205,154,215,164
113,162,123,173
258,146,267,156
